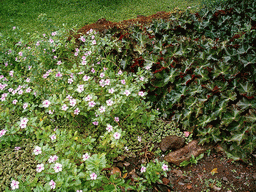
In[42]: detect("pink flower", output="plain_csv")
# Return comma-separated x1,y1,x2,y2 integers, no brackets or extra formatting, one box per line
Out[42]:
49,180,56,189
162,164,168,171
88,101,96,107
90,172,97,180
91,68,95,73
184,131,190,137
48,110,54,114
33,146,42,155
138,136,142,142
48,155,58,163
106,124,113,132
121,79,126,84
140,77,145,81
23,103,28,109
53,163,62,173
114,117,119,122
36,163,44,172
49,39,54,43
82,153,90,161
43,100,51,108
51,31,57,36
13,26,16,30
14,146,21,151
138,91,145,97
66,95,73,100
92,121,98,126
74,108,80,115
145,66,151,70
113,132,121,140
74,52,79,56
57,60,62,65
81,60,87,65
55,72,62,78
80,36,86,42
118,70,123,75
141,166,146,173
11,180,19,190
0,129,7,137
18,52,23,56
91,35,95,40
9,70,14,77
21,118,29,124
92,40,96,45
50,134,56,141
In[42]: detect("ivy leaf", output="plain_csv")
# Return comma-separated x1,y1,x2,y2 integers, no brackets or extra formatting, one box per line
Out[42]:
238,82,255,96
228,133,245,146
237,98,256,110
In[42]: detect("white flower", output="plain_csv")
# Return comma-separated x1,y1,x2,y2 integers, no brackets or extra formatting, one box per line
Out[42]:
21,118,29,124
88,101,96,108
11,180,19,190
106,99,113,106
74,108,80,115
12,99,17,105
43,100,51,108
61,104,68,111
48,155,58,163
99,106,106,113
113,132,121,140
85,95,92,101
83,75,90,81
23,103,28,109
33,146,42,155
90,172,97,180
36,163,44,172
124,90,131,96
100,73,105,78
138,136,142,142
83,153,90,161
0,129,7,137
49,180,56,189
76,85,84,93
141,166,146,173
162,164,168,171
53,163,63,173
50,134,56,141
138,91,145,97
106,124,113,132
70,99,76,107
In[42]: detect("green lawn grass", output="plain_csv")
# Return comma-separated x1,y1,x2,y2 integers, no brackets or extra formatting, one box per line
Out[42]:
0,0,202,35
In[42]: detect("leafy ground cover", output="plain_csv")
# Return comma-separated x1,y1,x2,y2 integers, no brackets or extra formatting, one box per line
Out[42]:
0,0,256,191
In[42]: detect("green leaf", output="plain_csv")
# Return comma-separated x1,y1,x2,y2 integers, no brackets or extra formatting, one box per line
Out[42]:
228,133,245,146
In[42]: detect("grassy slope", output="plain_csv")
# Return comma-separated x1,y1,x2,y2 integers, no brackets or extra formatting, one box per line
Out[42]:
0,0,201,35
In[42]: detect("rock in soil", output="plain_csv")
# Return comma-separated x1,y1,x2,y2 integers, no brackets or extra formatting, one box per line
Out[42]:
164,140,213,166
160,135,185,152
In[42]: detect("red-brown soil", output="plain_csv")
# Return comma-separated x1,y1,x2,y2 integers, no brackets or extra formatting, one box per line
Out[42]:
69,11,175,41
72,12,256,192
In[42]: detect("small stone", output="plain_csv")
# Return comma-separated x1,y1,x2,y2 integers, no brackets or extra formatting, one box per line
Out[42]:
160,135,185,152
178,182,185,185
222,177,228,182
164,140,212,166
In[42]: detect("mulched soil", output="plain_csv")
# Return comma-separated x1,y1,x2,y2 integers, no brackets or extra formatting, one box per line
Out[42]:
72,12,256,192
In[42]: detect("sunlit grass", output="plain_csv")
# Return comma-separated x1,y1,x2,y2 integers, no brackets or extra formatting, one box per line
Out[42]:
0,0,201,35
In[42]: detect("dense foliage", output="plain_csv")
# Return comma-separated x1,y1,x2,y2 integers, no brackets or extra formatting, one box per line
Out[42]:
99,0,256,161
0,0,255,191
